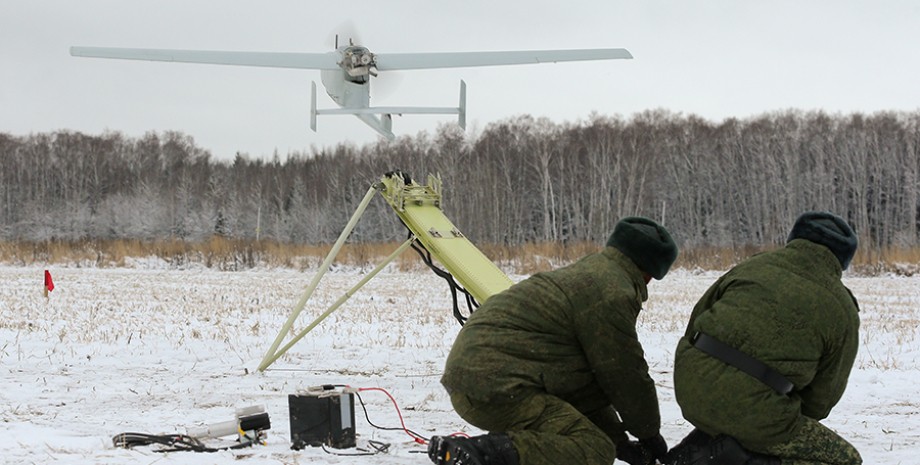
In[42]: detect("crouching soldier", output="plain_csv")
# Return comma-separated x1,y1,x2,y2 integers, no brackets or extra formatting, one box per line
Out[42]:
668,211,862,465
428,217,679,465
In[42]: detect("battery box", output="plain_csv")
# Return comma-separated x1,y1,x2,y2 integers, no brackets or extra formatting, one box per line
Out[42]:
289,388,356,449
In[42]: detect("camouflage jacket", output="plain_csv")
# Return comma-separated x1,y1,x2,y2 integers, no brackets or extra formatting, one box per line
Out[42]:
673,239,860,447
440,247,661,440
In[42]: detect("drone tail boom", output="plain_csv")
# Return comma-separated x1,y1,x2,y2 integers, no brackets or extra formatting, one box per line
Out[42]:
382,113,393,134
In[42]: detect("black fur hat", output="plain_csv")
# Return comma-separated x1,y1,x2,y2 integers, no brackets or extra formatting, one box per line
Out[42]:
606,217,678,280
787,211,858,270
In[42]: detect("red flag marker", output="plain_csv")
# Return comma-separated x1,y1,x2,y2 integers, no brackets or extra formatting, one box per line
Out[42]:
44,270,54,297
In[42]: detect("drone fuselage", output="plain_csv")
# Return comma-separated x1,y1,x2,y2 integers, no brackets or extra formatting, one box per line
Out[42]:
321,46,374,109
316,46,390,138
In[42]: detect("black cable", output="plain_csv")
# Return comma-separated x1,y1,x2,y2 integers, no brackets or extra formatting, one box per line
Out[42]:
409,234,479,325
354,391,429,443
385,172,490,325
322,440,390,456
112,432,259,453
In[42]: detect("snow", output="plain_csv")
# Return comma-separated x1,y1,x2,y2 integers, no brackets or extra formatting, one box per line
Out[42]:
2,264,918,464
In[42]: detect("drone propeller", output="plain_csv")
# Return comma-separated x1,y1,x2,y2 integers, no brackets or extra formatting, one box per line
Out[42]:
370,66,403,100
327,21,401,99
328,20,361,50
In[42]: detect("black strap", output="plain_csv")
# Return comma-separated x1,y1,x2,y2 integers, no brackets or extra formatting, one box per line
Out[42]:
689,332,794,395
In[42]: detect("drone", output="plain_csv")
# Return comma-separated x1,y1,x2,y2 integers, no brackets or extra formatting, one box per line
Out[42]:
70,38,632,140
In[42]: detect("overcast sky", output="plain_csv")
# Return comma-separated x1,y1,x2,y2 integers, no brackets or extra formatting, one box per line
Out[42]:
3,1,920,160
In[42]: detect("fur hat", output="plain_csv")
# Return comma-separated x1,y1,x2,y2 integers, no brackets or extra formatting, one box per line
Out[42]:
606,217,678,280
787,211,858,270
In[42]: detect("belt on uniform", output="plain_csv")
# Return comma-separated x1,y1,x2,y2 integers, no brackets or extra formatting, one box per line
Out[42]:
689,331,794,395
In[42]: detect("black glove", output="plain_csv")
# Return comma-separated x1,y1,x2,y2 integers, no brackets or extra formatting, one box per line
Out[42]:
639,433,668,464
615,440,646,465
616,433,668,465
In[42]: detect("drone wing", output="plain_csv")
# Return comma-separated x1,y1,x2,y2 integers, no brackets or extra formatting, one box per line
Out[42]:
375,48,632,71
69,47,340,70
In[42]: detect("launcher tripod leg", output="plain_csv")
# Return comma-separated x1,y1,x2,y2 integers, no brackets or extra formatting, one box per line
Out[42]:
258,184,380,372
257,236,415,371
257,172,517,372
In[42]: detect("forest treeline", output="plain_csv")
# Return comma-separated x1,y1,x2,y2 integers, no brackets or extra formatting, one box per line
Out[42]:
1,109,919,270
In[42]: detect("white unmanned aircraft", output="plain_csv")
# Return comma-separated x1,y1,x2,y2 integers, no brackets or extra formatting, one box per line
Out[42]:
70,39,632,140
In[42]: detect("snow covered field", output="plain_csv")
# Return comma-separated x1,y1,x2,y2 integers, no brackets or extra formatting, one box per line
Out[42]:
2,263,918,464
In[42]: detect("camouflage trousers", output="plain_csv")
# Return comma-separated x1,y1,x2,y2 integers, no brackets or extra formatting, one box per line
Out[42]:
449,390,628,465
756,417,862,465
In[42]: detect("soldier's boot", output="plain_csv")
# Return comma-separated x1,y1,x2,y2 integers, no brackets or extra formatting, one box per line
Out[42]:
666,429,756,465
706,435,753,464
666,429,716,465
428,433,519,465
745,453,781,465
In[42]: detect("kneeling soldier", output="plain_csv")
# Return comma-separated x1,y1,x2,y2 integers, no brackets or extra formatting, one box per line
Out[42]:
668,211,862,465
430,217,678,465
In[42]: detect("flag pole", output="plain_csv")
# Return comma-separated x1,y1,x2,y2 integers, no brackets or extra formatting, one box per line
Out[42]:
43,269,54,298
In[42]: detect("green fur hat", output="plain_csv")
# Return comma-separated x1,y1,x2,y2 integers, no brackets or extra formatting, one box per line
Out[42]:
787,211,858,270
606,217,678,280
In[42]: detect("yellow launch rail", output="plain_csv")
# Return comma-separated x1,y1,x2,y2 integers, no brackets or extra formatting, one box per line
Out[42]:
258,172,513,372
377,172,514,304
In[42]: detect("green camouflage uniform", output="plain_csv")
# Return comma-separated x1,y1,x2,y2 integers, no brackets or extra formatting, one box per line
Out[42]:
440,247,661,465
673,239,862,464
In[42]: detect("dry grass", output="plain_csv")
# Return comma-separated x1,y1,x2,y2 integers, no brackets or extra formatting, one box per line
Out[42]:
850,246,920,276
480,241,602,274
1,238,918,275
0,238,430,272
674,244,776,272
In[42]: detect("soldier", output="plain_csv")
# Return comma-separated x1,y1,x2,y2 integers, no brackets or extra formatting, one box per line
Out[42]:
667,211,862,465
428,217,679,465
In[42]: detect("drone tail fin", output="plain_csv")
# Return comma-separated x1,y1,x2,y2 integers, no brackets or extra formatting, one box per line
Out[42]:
458,80,467,130
310,81,318,132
